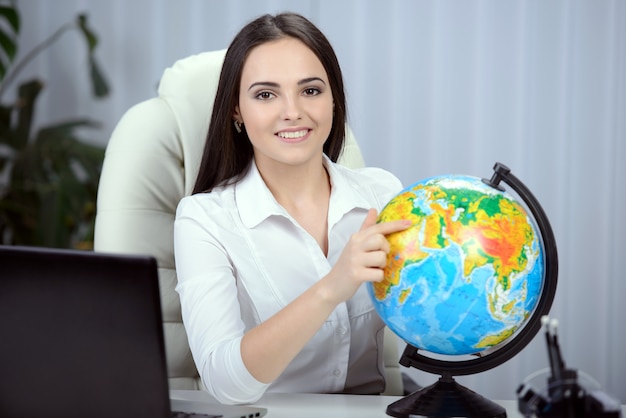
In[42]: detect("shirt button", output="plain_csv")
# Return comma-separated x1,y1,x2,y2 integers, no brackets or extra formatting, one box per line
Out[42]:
338,327,347,335
332,368,342,377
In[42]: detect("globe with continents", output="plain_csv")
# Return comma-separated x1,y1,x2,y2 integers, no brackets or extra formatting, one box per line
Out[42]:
369,174,545,356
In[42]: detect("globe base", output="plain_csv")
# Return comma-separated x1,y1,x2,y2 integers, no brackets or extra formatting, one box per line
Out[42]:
386,374,507,418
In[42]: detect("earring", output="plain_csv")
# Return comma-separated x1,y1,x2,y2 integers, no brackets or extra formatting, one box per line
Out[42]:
234,120,243,133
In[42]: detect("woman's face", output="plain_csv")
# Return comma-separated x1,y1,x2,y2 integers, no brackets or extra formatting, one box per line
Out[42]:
234,37,334,171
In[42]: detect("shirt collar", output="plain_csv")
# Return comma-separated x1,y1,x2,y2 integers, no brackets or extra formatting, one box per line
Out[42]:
324,156,372,227
235,159,285,228
235,155,372,229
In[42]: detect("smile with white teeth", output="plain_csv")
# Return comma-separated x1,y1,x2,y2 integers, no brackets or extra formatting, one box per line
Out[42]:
277,130,308,139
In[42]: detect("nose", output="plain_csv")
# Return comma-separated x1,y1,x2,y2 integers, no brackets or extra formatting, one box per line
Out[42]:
281,95,302,121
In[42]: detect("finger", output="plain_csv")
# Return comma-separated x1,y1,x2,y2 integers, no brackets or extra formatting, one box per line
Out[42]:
366,250,389,269
372,218,412,236
355,263,385,282
359,208,378,231
362,233,390,254
364,269,385,282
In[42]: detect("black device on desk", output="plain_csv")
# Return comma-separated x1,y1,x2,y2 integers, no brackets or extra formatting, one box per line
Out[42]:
516,316,622,418
0,245,266,418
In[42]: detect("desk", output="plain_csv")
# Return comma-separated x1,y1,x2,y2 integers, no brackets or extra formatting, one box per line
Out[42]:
171,390,625,418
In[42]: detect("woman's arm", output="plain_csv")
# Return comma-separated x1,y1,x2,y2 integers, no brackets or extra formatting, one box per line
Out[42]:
240,208,410,383
175,196,408,403
175,197,268,404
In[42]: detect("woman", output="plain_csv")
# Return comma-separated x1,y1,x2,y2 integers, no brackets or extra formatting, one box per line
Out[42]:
174,12,409,405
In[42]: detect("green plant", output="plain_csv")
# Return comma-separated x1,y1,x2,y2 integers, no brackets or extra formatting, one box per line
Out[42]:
0,1,109,249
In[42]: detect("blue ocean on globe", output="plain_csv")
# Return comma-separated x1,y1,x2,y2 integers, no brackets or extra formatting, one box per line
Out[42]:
369,175,545,356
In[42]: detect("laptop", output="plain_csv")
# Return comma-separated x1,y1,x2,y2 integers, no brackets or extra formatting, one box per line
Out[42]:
0,245,267,418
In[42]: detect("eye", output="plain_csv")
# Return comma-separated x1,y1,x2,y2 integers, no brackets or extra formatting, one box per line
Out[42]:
255,91,275,100
303,87,321,96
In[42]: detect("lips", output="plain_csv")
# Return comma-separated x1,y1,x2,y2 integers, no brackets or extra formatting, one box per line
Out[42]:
276,129,310,142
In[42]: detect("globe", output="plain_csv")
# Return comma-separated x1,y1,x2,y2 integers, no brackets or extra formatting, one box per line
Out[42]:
369,163,559,418
368,174,544,356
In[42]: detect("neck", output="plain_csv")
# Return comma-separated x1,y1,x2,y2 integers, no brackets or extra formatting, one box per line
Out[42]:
255,155,331,256
255,156,330,211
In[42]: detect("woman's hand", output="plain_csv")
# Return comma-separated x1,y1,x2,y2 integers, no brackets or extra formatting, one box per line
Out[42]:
321,208,411,305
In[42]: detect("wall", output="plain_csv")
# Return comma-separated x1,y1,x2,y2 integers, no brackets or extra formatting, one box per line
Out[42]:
11,0,626,404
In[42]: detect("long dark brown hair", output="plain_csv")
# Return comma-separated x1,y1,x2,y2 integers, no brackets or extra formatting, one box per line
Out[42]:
192,13,348,194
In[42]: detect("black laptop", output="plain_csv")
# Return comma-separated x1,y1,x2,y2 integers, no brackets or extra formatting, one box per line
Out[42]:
0,245,266,418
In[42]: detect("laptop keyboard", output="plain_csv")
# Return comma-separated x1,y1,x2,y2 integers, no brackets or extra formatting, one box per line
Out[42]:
171,411,262,418
171,412,222,418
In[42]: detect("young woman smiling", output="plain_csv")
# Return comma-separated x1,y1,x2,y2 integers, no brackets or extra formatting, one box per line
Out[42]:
174,12,409,405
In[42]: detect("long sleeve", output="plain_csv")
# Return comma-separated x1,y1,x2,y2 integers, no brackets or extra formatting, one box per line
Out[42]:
175,197,269,404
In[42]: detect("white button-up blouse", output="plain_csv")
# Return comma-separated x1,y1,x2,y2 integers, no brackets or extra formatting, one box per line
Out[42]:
174,156,403,404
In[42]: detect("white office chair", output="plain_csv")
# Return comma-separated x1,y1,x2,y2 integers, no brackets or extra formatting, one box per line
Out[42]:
94,49,404,396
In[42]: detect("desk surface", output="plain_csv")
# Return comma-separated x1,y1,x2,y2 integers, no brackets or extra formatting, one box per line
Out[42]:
171,389,625,418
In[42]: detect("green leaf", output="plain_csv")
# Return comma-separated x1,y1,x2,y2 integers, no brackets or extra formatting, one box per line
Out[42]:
37,119,101,139
0,28,17,60
0,6,20,33
77,14,97,51
0,28,17,81
13,79,44,149
89,56,109,97
68,143,105,183
33,121,104,188
0,5,19,83
0,104,12,139
76,14,109,98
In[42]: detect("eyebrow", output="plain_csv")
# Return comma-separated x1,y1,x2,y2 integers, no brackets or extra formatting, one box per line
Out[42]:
247,77,326,91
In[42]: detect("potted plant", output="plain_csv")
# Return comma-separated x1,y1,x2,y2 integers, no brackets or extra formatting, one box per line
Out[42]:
0,1,109,249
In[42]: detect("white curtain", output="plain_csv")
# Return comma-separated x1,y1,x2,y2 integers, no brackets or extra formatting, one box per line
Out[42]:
13,0,625,404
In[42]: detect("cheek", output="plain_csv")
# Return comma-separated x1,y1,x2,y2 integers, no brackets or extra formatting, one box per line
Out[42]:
320,102,335,129
240,105,270,132
240,112,275,148
311,97,334,121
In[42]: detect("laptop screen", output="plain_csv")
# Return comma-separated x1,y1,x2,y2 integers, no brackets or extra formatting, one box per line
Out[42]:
0,246,171,418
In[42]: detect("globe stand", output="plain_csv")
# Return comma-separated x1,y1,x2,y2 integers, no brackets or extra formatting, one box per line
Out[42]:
387,371,506,418
384,162,559,418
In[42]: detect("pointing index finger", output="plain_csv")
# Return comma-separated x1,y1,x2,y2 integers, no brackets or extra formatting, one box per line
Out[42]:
374,219,412,236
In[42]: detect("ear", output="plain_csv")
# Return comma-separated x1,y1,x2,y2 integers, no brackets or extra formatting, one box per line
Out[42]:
233,105,242,122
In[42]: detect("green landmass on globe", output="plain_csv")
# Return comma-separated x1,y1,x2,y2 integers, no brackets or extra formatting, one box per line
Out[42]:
369,175,545,356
